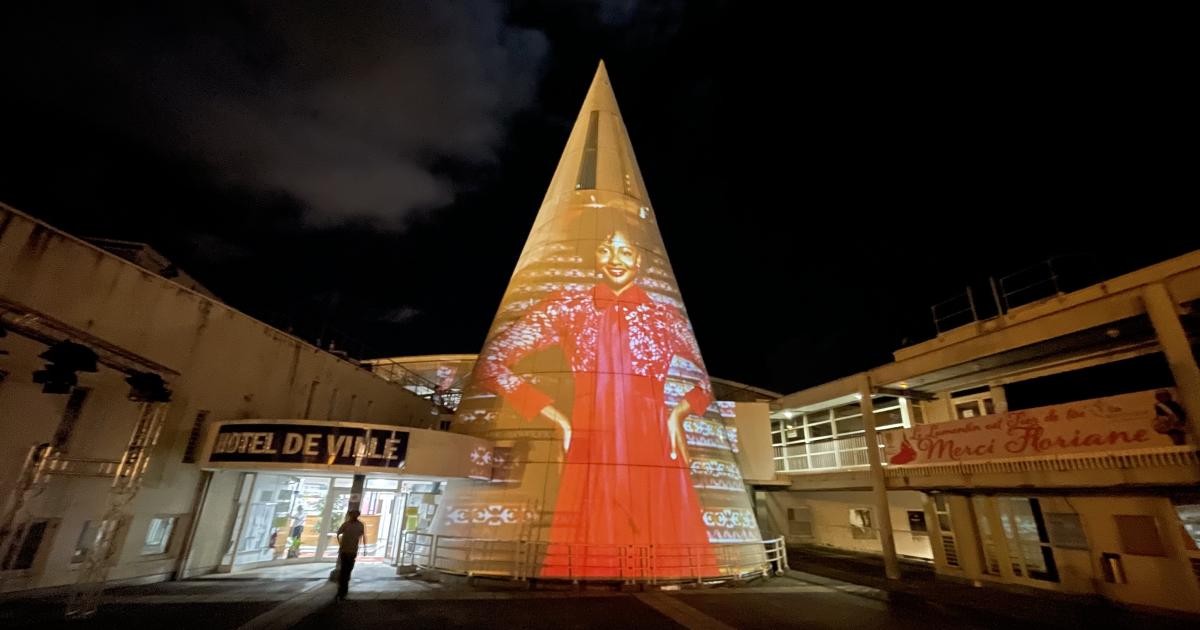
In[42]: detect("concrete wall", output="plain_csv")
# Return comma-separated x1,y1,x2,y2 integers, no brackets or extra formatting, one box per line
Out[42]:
934,493,1200,614
1058,495,1200,613
0,205,434,591
765,490,933,560
1034,495,1199,613
732,402,774,482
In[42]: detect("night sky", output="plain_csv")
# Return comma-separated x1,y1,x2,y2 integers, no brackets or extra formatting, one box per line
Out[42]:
1,3,1193,394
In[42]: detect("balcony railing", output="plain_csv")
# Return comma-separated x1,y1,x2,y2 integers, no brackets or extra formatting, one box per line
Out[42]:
775,432,888,473
368,360,461,412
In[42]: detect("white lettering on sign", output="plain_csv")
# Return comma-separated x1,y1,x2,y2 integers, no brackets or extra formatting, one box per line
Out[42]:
303,434,321,456
283,433,304,455
209,425,409,468
383,438,400,460
213,432,279,454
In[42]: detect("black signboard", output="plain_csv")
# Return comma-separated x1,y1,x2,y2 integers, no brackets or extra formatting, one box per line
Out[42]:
208,423,409,468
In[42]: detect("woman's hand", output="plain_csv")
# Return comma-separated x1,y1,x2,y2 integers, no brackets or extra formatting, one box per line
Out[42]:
667,400,692,461
540,405,572,451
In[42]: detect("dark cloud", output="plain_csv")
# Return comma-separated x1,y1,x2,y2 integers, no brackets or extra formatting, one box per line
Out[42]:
3,1,549,225
379,306,422,325
2,3,1193,393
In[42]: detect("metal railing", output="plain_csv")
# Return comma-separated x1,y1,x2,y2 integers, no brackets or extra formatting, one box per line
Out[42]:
398,532,788,583
997,255,1098,312
776,432,889,473
931,287,979,334
368,360,461,413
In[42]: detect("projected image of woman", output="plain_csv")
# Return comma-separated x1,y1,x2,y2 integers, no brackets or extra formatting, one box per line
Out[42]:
475,207,715,577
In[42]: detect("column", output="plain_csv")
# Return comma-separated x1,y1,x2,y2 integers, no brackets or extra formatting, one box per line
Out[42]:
861,374,901,579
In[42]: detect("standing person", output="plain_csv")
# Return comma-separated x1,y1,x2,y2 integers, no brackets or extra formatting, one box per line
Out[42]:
287,510,305,559
335,510,365,601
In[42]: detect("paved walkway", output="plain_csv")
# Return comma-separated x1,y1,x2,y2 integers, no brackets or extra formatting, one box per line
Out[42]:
786,544,1199,629
2,556,1196,629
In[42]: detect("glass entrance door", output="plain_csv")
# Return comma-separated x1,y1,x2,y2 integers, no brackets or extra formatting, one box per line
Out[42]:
319,479,354,559
359,478,400,562
385,489,408,562
214,473,412,569
288,477,330,560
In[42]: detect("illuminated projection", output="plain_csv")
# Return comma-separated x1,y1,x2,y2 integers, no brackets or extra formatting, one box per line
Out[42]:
433,62,763,579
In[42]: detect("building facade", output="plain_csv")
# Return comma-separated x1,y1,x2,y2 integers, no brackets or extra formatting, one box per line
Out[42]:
759,251,1200,614
0,203,449,593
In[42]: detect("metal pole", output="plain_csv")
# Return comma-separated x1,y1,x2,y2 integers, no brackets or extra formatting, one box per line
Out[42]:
989,277,1005,315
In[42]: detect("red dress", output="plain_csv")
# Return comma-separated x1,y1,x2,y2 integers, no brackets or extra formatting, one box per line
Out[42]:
477,283,716,577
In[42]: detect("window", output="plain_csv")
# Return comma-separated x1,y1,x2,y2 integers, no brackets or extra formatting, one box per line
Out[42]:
907,510,928,534
849,508,876,539
952,392,995,420
835,416,864,434
574,111,600,189
365,479,399,490
955,401,981,418
833,404,860,419
142,516,178,555
773,398,906,473
872,396,899,409
1101,552,1126,583
1173,500,1200,549
73,520,112,564
873,408,904,429
74,521,97,563
981,496,1059,582
1002,497,1058,580
2,519,51,571
807,422,833,439
931,495,959,567
973,497,1003,575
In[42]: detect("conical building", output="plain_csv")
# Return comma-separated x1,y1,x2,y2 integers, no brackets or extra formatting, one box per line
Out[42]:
433,62,765,580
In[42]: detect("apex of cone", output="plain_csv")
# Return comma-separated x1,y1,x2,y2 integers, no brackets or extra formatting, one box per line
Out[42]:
536,60,648,205
580,59,620,116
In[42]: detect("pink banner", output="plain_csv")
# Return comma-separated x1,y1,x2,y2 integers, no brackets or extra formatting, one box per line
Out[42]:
883,389,1190,466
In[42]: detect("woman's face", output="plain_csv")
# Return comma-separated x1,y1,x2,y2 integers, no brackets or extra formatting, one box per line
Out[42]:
595,230,640,290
